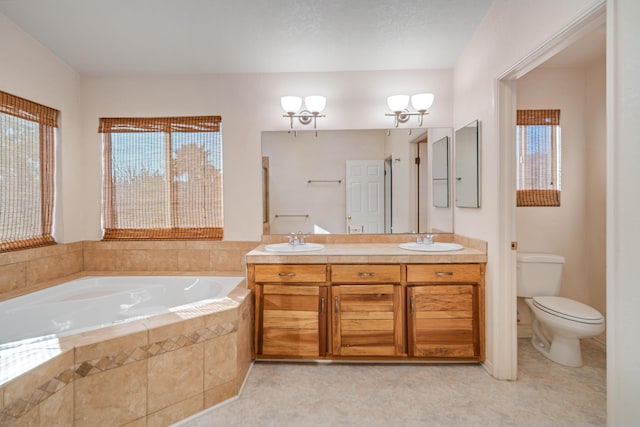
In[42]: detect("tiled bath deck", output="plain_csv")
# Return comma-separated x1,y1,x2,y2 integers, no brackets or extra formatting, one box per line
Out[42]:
180,338,606,427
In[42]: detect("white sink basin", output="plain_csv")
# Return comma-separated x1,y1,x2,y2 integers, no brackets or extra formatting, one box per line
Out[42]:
264,242,325,253
399,242,464,252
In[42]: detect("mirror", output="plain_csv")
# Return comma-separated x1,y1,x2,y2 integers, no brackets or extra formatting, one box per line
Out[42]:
262,128,454,235
432,136,449,208
455,120,480,208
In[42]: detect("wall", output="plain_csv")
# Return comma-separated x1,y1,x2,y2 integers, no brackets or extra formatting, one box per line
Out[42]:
80,70,453,242
515,61,606,334
0,14,84,244
452,0,606,379
607,0,640,424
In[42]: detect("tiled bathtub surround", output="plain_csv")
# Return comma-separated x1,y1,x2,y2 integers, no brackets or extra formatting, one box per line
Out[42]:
0,242,83,298
0,281,252,427
0,240,260,301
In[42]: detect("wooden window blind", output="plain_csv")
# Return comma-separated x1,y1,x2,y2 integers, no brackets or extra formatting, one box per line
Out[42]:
0,91,57,253
99,116,223,240
516,109,561,207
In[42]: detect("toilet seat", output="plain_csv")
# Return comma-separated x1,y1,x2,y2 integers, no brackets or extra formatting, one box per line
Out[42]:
532,296,603,324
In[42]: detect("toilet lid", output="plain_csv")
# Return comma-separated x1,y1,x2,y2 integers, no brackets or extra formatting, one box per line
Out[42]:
533,296,604,324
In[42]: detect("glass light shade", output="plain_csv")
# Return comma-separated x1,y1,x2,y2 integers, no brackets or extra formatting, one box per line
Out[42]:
281,96,302,114
305,96,326,114
411,93,435,112
387,95,410,112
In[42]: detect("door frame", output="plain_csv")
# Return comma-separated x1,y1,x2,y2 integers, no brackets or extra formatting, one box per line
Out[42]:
495,1,606,380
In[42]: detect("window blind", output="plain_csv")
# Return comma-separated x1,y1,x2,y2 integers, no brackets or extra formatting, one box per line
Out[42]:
0,91,57,253
516,109,561,207
99,116,223,240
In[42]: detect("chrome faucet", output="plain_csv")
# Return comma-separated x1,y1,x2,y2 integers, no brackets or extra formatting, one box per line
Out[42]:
288,231,309,245
297,231,308,245
423,234,434,244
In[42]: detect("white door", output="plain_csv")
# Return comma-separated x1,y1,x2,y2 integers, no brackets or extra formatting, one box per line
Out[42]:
346,160,384,234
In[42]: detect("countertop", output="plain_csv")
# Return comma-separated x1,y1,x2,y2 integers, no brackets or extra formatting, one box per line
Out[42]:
245,242,487,264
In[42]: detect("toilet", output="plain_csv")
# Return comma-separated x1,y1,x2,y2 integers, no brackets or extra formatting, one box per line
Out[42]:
517,252,605,367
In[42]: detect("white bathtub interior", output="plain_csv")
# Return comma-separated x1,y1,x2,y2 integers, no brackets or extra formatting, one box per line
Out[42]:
0,275,244,346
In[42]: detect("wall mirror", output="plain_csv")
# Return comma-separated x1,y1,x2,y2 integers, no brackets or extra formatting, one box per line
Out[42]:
432,136,449,208
454,120,480,208
261,128,454,235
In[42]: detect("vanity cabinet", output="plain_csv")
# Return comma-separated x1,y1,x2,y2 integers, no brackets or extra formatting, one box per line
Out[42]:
253,264,328,357
331,265,403,357
406,264,485,360
247,258,485,362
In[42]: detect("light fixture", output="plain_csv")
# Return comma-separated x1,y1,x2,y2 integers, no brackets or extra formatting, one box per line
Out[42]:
281,95,326,128
385,93,434,127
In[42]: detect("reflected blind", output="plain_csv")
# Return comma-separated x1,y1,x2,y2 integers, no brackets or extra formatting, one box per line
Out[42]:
0,91,57,253
516,109,561,207
99,116,223,240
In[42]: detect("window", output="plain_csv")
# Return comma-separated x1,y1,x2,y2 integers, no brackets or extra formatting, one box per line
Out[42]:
99,116,223,240
0,91,57,252
516,109,561,207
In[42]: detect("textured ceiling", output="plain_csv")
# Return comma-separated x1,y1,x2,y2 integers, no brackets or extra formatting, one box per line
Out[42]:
0,0,494,74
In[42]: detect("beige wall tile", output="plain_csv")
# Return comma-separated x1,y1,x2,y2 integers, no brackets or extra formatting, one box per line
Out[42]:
203,380,238,408
178,250,215,271
74,359,147,427
74,327,148,363
147,394,203,427
121,417,148,427
26,255,67,286
147,343,203,414
0,262,26,294
146,315,204,344
61,251,83,276
204,333,237,390
3,350,73,405
119,250,179,271
10,404,39,427
39,383,73,427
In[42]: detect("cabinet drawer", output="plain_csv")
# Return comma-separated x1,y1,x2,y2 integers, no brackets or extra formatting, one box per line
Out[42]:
406,264,481,283
331,264,401,283
255,264,327,283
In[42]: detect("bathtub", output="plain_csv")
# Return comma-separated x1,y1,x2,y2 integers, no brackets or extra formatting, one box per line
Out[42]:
0,275,244,345
0,275,252,427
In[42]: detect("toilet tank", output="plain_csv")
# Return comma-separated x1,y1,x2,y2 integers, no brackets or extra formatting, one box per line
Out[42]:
516,252,565,297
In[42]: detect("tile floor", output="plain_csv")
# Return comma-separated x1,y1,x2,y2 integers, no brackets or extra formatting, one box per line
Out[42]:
177,338,605,426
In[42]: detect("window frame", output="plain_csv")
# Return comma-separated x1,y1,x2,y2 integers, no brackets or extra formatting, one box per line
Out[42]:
99,116,223,240
515,109,561,207
0,91,57,253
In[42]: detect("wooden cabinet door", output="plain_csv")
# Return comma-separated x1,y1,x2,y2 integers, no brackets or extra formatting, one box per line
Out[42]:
332,284,403,356
407,284,479,358
257,284,327,357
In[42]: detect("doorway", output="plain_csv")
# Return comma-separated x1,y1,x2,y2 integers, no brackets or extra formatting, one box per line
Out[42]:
496,3,606,379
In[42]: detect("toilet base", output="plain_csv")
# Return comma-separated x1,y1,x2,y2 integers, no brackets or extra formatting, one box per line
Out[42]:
531,328,583,367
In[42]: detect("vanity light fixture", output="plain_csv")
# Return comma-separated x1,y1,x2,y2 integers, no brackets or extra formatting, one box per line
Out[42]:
385,93,435,127
281,95,326,129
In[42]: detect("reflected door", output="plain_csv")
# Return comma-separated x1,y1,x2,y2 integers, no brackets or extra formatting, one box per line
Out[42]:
346,160,384,233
